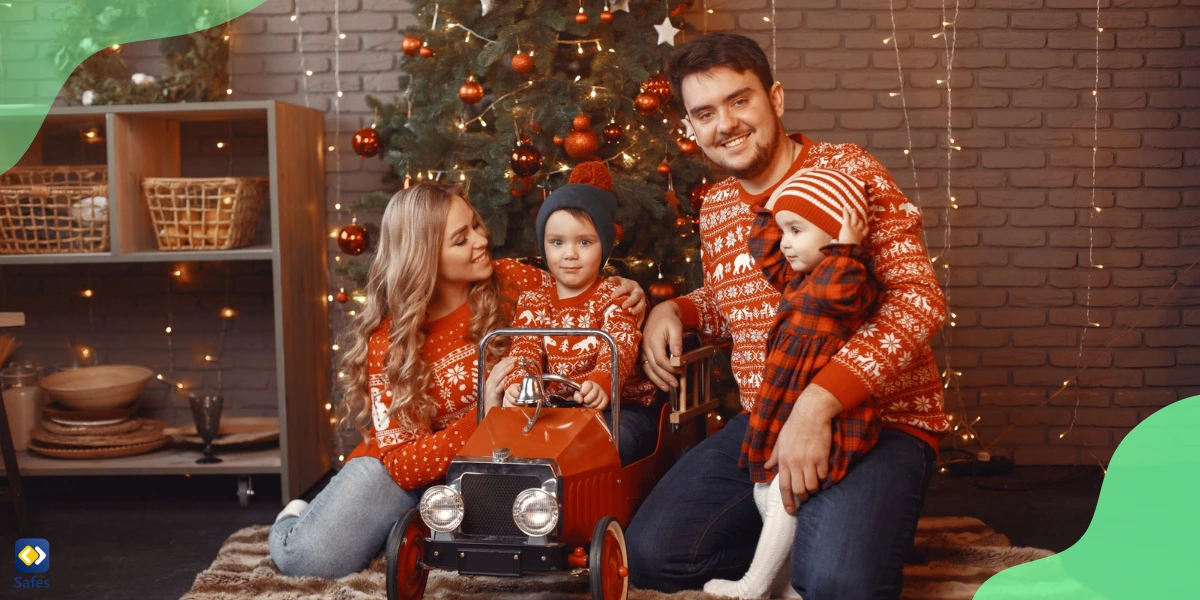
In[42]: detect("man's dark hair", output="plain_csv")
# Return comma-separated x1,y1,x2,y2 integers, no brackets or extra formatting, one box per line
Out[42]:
665,33,775,112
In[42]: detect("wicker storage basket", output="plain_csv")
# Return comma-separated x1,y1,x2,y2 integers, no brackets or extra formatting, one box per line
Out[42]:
1,165,108,186
0,184,111,254
143,177,268,251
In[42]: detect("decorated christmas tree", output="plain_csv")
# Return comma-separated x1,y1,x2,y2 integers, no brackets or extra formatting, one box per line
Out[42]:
341,0,711,299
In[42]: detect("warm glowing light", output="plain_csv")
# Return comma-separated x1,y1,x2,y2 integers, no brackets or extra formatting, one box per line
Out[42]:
81,289,94,298
220,308,236,318
165,326,173,334
111,44,121,50
216,142,225,149
331,344,340,351
226,88,233,95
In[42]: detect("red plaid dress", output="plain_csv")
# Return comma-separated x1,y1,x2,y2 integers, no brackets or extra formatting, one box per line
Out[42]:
740,210,884,486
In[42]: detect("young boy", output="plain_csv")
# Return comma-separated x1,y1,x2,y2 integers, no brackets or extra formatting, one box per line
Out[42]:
704,169,884,599
498,162,659,465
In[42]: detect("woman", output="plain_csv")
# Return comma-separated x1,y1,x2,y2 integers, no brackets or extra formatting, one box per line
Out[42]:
268,183,645,578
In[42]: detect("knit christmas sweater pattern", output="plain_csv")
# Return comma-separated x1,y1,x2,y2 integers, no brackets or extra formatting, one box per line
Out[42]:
674,134,951,447
502,278,657,407
346,259,552,490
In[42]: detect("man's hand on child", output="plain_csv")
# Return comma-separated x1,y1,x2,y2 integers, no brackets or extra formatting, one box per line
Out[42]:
838,205,868,245
575,380,610,410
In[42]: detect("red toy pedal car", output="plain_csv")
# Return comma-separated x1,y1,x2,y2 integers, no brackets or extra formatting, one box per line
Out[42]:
386,327,717,600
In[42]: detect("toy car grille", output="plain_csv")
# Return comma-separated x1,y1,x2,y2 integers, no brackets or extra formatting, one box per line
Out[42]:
460,472,543,537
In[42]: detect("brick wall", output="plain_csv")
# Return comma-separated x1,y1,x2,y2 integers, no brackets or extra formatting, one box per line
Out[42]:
36,0,1200,464
1,262,278,426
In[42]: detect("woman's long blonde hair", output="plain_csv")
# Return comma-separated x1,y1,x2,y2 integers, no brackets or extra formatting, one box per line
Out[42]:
337,183,514,439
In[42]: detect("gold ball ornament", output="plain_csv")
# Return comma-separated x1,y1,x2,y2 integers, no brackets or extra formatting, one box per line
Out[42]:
635,92,660,116
338,224,370,256
677,137,698,155
510,52,534,75
419,45,433,58
510,144,543,178
657,161,671,176
459,77,484,105
352,127,381,158
402,35,423,57
553,135,565,146
336,291,350,304
573,114,592,131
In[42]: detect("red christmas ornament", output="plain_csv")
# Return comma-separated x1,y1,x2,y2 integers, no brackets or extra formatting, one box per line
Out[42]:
641,75,673,105
553,135,565,146
459,77,484,105
674,215,691,231
657,161,671,176
565,114,599,160
603,123,622,142
670,2,686,17
352,127,381,158
419,45,433,58
635,92,660,116
402,35,423,57
336,291,350,304
614,223,624,244
510,144,543,178
575,8,589,24
664,188,680,208
511,52,534,75
600,10,614,23
649,280,680,304
338,224,370,256
677,137,698,155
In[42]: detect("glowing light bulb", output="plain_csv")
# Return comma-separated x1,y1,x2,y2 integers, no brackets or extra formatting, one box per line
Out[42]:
165,326,173,334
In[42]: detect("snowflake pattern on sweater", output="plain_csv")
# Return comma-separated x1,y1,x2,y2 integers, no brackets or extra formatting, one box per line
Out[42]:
502,279,657,407
674,134,950,443
346,258,553,490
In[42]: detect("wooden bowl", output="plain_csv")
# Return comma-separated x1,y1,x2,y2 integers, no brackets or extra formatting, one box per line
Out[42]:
39,365,154,411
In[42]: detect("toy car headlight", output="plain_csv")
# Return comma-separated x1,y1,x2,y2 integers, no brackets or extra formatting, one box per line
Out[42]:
419,485,464,532
512,488,558,537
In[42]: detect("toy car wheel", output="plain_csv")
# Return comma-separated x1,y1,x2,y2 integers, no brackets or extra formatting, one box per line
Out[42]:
386,508,430,600
589,516,629,600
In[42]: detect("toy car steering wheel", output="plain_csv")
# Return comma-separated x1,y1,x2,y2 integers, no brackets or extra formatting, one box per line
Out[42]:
540,373,585,408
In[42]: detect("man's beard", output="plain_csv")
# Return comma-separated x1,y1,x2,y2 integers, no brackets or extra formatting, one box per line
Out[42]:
717,123,783,181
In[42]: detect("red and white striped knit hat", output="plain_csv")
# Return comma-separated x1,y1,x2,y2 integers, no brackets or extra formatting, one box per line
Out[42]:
768,169,870,239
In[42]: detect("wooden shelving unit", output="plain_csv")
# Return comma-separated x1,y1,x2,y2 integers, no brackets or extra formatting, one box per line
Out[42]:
0,101,332,504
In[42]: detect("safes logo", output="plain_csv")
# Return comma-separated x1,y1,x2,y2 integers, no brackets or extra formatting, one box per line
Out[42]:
15,538,49,573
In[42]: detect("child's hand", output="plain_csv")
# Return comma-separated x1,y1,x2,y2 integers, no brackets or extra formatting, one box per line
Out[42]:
503,383,522,408
838,205,869,245
575,380,610,410
485,357,518,414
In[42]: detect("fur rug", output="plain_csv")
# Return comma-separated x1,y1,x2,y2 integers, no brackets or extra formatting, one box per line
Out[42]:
181,517,1052,600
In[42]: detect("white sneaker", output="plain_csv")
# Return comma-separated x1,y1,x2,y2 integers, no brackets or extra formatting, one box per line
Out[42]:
274,499,309,524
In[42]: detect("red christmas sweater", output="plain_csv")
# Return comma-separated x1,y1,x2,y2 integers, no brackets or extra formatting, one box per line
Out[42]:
674,133,950,448
345,258,552,490
501,278,657,407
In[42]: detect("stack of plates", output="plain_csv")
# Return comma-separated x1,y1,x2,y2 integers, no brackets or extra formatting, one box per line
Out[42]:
28,408,167,459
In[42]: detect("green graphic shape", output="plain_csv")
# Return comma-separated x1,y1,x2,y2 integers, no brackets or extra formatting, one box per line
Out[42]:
975,394,1200,599
0,0,266,173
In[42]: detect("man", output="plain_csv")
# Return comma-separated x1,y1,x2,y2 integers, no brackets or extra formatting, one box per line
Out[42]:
627,33,950,599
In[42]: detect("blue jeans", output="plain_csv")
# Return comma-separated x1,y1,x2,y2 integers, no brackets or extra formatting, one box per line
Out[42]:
626,413,936,600
605,402,659,466
269,456,420,578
